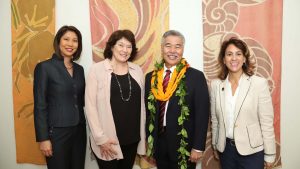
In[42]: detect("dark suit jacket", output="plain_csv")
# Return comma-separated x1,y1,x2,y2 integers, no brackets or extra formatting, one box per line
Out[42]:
145,67,209,160
33,54,85,142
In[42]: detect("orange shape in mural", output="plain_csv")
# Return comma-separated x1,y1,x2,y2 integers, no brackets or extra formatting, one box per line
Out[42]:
89,0,169,73
11,0,55,164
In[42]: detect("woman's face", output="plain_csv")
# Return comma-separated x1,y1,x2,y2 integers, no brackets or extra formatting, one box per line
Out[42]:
223,44,246,74
59,31,78,58
111,37,132,63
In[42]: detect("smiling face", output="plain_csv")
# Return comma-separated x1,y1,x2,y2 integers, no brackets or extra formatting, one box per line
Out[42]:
162,35,184,68
59,31,78,58
111,37,133,63
223,44,246,75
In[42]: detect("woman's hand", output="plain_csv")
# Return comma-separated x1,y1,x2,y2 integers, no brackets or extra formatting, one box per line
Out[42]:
39,140,53,157
100,139,118,159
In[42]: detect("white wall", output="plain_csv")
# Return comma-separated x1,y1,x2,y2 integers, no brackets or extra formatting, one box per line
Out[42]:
1,0,300,169
281,0,300,168
169,0,203,70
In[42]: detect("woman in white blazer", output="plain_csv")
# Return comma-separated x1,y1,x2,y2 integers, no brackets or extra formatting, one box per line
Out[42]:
210,37,276,169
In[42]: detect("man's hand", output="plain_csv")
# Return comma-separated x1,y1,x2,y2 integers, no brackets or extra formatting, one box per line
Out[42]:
39,140,53,157
99,139,118,159
189,149,203,163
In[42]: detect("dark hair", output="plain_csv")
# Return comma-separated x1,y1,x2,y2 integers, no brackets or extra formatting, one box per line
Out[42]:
104,30,138,61
218,37,255,80
53,25,82,61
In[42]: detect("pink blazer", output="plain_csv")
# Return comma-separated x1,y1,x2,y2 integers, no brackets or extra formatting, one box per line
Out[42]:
210,74,276,162
85,59,146,160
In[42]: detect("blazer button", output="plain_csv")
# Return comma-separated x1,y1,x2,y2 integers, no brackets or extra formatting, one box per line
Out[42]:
74,94,77,98
73,84,77,88
74,104,78,109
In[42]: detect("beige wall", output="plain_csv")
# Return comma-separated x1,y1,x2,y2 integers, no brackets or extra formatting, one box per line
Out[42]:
1,0,299,169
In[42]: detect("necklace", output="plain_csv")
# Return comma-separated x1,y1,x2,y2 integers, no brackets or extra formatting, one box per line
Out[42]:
65,63,73,69
113,72,132,102
66,66,73,69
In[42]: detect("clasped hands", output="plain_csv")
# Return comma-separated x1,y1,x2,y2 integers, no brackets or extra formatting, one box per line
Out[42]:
100,139,118,159
189,149,203,163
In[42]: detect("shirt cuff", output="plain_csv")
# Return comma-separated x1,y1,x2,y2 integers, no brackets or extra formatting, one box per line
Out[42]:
264,154,276,163
192,149,203,153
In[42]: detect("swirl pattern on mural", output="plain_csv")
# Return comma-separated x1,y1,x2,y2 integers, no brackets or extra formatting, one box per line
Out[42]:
89,0,169,73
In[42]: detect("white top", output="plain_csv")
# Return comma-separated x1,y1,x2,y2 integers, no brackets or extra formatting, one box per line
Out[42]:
224,75,241,139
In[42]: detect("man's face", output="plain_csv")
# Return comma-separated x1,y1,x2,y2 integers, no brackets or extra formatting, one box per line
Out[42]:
162,35,184,68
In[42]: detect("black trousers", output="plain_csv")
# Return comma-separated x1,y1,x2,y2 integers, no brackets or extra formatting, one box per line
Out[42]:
155,130,196,169
219,138,264,169
46,124,87,169
95,142,138,169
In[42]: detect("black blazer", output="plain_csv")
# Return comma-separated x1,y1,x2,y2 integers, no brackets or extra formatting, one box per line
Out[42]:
33,54,85,142
145,67,209,160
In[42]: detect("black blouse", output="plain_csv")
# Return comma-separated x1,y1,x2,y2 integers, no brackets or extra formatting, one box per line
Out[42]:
110,73,141,145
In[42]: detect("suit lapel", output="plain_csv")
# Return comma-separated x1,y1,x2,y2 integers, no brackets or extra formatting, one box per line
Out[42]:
52,56,73,80
164,92,176,115
219,81,227,128
72,65,80,81
234,74,251,120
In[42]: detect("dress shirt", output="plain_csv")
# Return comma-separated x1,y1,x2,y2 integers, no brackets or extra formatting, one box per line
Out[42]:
162,65,176,126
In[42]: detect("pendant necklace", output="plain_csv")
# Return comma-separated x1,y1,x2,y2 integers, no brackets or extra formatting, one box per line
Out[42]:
113,72,132,102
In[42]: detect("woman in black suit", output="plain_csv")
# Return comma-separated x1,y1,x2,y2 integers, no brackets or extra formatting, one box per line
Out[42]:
33,25,86,169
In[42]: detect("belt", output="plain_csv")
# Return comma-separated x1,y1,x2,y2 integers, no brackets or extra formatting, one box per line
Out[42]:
226,138,235,146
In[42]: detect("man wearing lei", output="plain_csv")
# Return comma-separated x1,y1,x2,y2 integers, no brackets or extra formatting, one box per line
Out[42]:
145,30,210,169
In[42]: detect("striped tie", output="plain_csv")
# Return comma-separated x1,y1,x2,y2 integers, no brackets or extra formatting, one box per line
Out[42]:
159,69,171,134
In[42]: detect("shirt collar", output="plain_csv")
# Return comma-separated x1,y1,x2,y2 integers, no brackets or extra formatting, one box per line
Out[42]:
163,64,176,73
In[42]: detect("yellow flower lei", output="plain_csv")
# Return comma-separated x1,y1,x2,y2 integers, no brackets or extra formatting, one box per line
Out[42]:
151,59,188,101
147,58,191,168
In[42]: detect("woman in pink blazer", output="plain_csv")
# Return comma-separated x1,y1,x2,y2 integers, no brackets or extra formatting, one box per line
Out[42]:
85,30,146,169
210,37,276,169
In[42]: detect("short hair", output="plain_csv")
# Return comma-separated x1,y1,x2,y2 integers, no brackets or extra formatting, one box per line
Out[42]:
161,30,185,45
217,37,255,80
53,25,82,61
104,30,138,61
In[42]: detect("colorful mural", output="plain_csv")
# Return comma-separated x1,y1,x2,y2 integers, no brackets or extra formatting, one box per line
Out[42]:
89,0,169,73
11,0,55,164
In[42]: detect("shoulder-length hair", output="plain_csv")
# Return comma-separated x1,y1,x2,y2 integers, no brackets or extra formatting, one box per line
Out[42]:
217,37,255,80
53,25,82,61
103,29,138,61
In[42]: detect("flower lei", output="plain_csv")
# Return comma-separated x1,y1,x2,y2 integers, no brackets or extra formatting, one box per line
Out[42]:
147,58,191,168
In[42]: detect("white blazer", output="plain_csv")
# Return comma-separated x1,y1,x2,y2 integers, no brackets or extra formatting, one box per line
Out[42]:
210,74,276,160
